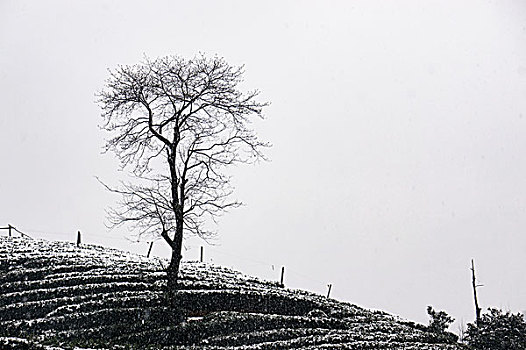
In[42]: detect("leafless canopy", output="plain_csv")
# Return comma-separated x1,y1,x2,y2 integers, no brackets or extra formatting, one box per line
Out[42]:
98,54,268,243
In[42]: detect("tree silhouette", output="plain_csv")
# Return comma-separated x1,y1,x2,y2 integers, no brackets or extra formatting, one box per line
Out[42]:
98,54,268,290
427,306,455,334
466,308,526,350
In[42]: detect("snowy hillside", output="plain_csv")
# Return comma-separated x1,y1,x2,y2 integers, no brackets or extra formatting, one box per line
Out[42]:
0,237,463,349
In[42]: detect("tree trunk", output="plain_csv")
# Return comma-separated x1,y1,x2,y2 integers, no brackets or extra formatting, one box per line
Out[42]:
167,250,181,290
471,259,482,326
165,148,183,293
166,228,183,292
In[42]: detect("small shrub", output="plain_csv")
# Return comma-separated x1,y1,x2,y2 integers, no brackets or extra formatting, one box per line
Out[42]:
427,306,454,334
307,309,328,318
425,306,458,343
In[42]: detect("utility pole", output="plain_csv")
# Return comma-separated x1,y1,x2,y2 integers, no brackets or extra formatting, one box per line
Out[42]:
8,224,12,237
280,266,285,287
471,259,482,326
200,246,204,263
327,284,332,298
77,231,81,247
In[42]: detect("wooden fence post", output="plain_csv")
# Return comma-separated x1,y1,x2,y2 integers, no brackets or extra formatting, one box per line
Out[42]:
76,231,81,246
147,242,154,258
327,284,332,298
280,266,285,287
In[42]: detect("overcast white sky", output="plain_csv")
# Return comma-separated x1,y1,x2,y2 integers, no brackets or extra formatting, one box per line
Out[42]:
1,0,526,331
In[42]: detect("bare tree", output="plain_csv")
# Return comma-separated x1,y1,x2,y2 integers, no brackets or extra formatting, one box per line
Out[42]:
98,54,268,290
471,259,483,326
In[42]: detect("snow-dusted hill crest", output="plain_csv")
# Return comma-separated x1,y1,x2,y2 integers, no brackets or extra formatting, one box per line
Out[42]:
0,237,463,349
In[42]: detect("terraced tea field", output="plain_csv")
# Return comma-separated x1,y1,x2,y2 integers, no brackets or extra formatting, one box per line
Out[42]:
0,237,463,349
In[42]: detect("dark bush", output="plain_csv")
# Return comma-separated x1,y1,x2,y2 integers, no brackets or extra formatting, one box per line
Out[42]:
466,308,526,350
427,306,454,334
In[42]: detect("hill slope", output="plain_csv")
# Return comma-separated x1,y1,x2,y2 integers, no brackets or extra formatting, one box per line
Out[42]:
0,237,463,349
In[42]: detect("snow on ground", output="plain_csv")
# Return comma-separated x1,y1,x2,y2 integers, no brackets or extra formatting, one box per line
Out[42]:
0,237,462,349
